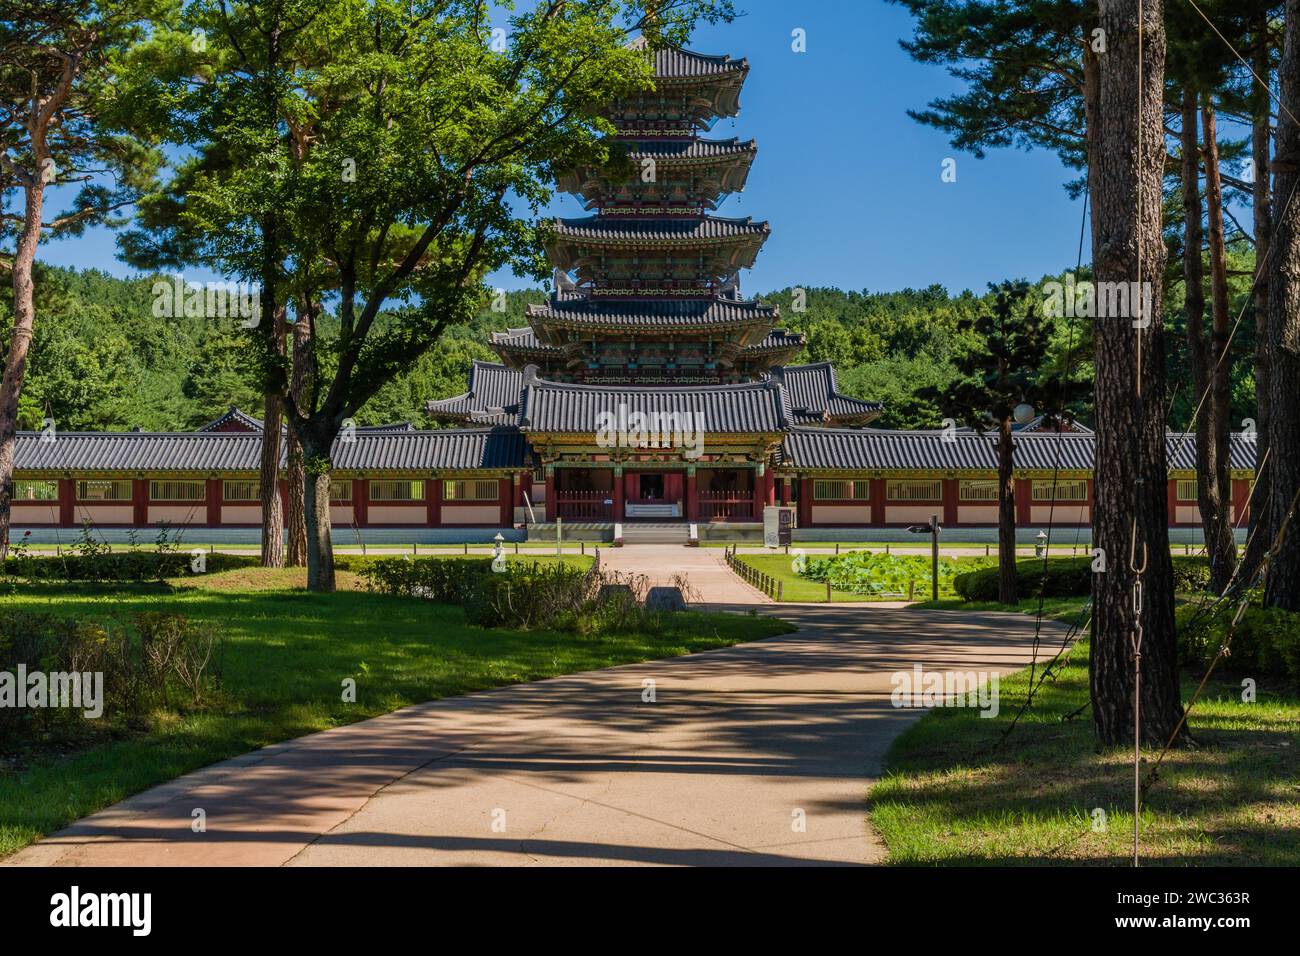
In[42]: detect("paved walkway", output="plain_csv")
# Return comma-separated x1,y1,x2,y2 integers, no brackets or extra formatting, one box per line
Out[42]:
597,544,773,604
6,546,1057,867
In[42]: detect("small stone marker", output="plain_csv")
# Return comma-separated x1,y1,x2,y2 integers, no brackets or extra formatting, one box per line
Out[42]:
645,586,687,612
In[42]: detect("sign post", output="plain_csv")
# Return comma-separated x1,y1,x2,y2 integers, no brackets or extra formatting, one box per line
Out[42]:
906,515,942,601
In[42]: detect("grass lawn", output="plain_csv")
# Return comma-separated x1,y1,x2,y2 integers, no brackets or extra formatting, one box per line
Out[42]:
0,564,789,857
868,637,1300,865
911,596,1091,625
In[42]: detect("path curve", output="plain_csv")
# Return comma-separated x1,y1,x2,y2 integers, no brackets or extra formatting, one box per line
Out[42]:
6,547,1059,867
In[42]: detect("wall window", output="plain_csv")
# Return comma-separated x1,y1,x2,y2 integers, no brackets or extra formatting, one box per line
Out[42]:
330,479,353,502
886,479,942,501
13,479,58,501
813,479,870,501
76,479,132,501
150,480,206,502
959,479,1000,501
1031,479,1089,502
444,479,498,501
1176,479,1198,501
223,479,259,501
369,479,425,502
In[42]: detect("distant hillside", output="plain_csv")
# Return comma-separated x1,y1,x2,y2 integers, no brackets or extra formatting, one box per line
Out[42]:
22,264,1255,434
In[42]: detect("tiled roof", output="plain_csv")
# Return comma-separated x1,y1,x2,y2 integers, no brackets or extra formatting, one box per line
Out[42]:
520,379,788,434
195,408,413,434
767,364,882,425
15,427,529,473
782,428,1258,472
527,295,777,330
622,137,755,160
490,327,560,354
424,362,525,425
744,329,805,353
553,215,768,244
629,37,748,80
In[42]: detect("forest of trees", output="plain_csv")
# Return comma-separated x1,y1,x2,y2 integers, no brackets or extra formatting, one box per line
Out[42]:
5,262,1262,437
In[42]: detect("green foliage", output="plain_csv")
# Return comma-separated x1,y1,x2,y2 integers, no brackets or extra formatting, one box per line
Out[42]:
1177,601,1300,681
800,550,983,597
953,555,1214,601
359,557,491,601
1,550,261,582
0,609,222,753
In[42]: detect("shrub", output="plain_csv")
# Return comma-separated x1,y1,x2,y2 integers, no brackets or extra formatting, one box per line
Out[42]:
466,561,597,630
1176,600,1300,680
952,555,1213,602
359,557,491,601
0,610,222,753
1,551,262,583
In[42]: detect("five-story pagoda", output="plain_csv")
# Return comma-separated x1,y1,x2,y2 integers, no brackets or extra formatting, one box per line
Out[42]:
428,39,881,528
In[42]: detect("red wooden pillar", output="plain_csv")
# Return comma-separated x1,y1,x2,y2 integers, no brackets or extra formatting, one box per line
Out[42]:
943,478,959,527
206,478,222,526
612,467,624,522
798,476,813,527
1232,476,1250,526
781,476,793,506
132,478,148,526
355,479,369,527
1167,479,1181,526
545,468,556,522
517,471,529,507
1014,478,1032,526
871,477,887,526
751,467,764,521
764,469,776,507
499,476,512,527
686,467,699,521
58,477,75,527
427,475,441,527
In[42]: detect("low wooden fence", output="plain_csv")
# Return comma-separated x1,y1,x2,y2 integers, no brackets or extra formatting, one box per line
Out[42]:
723,544,782,600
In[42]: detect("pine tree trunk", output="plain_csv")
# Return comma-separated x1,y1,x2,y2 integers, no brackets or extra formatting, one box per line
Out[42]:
1200,101,1241,592
259,389,285,567
997,415,1018,604
284,303,314,567
1090,0,1184,747
1243,14,1273,583
1265,0,1300,610
300,425,336,593
0,181,43,560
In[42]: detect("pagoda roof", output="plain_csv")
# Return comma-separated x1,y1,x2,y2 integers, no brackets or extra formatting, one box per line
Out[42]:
14,426,528,473
766,363,882,426
526,294,777,332
626,137,755,159
744,329,805,357
632,37,749,81
556,138,756,204
520,376,788,434
553,214,767,245
424,361,526,425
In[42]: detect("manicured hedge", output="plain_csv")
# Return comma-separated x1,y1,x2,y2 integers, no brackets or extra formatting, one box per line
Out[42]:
953,555,1213,602
359,557,492,602
1,551,262,582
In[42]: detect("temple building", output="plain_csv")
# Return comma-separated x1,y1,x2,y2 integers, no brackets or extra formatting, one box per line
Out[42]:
9,40,1257,542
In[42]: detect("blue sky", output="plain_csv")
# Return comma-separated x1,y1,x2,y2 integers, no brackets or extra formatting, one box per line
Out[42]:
37,0,1092,298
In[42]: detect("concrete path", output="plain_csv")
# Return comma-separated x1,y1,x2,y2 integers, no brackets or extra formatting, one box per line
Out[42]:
6,545,1058,867
598,544,772,604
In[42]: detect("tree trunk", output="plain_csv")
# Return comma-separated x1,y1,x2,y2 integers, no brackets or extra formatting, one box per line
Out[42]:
1243,13,1273,583
997,415,1018,604
299,423,336,593
259,387,285,567
1200,100,1241,592
1090,0,1184,747
1265,0,1300,610
285,301,315,567
0,182,44,559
